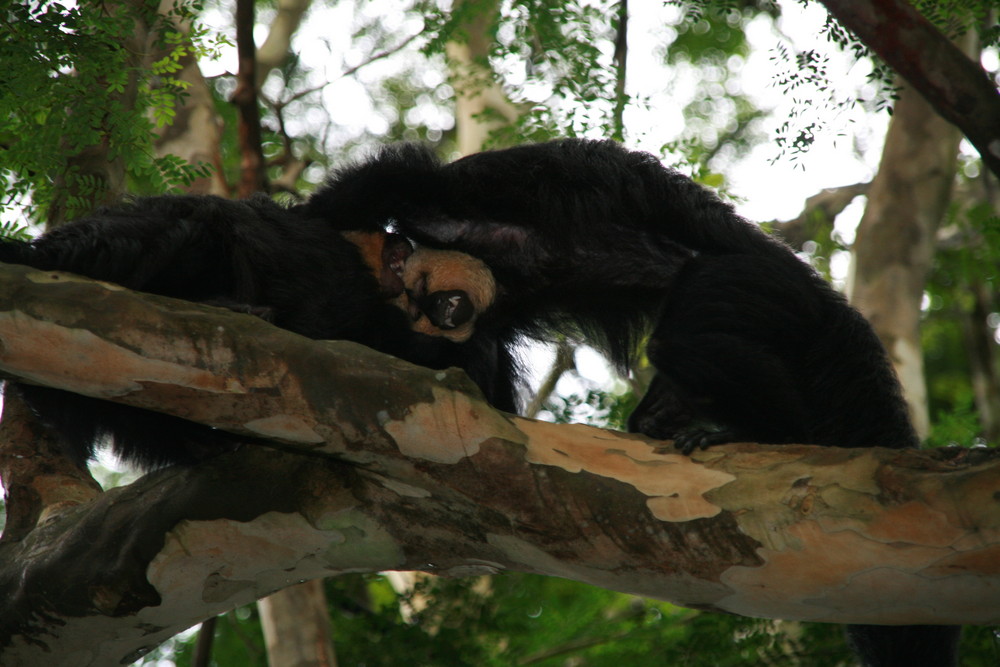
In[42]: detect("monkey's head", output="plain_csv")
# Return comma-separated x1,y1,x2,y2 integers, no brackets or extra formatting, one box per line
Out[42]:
342,231,496,342
399,246,496,342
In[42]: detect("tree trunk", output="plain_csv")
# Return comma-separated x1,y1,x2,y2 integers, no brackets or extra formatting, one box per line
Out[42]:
151,0,229,196
611,0,628,141
446,0,520,155
232,0,268,196
47,0,154,226
964,281,1000,442
0,391,101,542
259,580,338,667
849,82,963,438
256,0,314,87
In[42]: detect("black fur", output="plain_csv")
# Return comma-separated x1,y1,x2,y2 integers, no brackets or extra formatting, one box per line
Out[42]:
1,140,960,664
312,139,959,667
0,193,515,469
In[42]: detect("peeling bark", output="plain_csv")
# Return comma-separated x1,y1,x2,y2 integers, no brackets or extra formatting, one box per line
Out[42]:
1,263,1000,664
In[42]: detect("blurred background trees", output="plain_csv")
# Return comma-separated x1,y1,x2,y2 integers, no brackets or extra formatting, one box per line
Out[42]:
1,0,998,663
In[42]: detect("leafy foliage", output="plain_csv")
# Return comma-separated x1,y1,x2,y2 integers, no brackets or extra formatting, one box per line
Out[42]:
661,4,767,161
543,386,637,431
924,197,1000,445
0,220,31,242
913,0,1000,44
418,0,625,144
669,0,999,163
150,574,860,666
0,0,223,224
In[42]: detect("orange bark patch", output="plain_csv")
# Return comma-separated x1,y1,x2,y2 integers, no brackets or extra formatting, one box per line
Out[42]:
926,544,1000,576
720,520,958,622
0,312,240,399
518,420,736,521
382,386,524,463
820,499,965,547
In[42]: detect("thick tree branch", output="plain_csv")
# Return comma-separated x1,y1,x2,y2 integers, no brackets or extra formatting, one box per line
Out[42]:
0,391,101,542
818,0,1000,179
769,182,870,251
1,262,1000,664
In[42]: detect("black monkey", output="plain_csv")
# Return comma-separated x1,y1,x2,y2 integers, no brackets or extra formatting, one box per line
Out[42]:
0,141,961,664
0,193,506,470
310,139,961,667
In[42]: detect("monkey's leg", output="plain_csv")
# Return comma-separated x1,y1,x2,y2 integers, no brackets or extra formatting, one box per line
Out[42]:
638,256,813,452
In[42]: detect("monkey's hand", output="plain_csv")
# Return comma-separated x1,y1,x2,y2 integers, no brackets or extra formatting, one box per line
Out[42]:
669,428,740,456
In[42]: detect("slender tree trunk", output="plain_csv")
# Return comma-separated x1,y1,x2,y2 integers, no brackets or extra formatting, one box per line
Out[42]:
848,28,982,439
849,82,963,438
232,2,338,657
259,580,338,667
228,0,338,656
232,0,267,196
611,0,628,142
256,0,314,87
151,0,229,196
446,0,519,155
191,616,216,667
964,280,1000,441
959,161,1000,442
